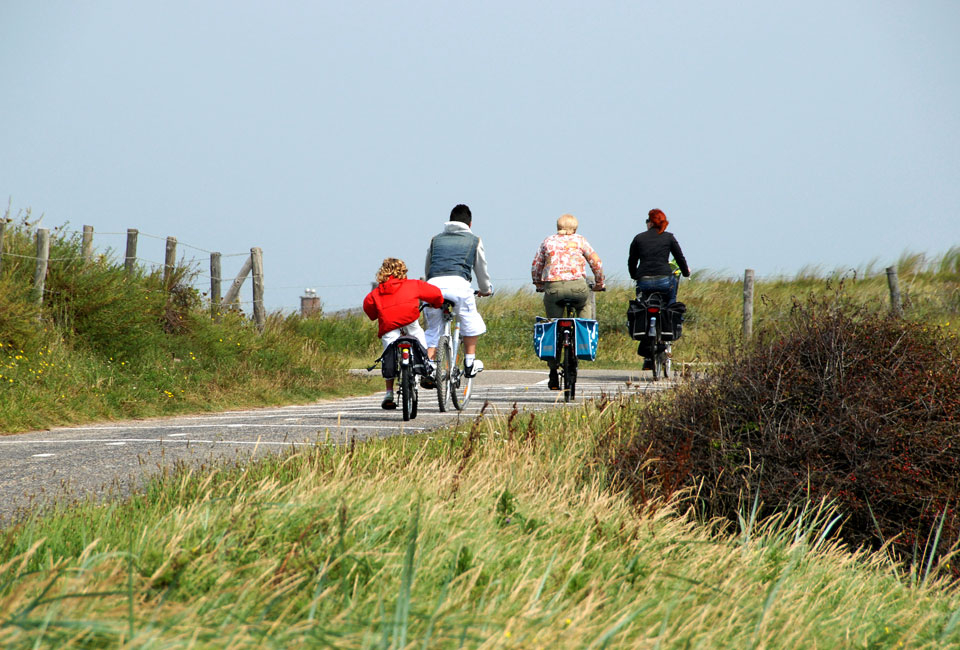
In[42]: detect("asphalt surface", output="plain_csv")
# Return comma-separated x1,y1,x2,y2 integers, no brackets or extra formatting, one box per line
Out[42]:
0,368,675,525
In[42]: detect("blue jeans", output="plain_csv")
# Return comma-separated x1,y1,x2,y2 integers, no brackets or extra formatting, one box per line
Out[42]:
636,275,677,305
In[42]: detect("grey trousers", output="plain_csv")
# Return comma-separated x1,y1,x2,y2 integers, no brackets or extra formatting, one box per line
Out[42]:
543,279,593,319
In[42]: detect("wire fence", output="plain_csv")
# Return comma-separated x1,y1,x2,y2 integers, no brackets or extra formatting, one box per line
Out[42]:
0,221,268,324
3,219,928,320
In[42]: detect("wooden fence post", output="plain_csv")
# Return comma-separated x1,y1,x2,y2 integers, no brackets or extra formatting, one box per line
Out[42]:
33,228,50,306
0,219,6,274
251,247,265,332
210,252,222,320
124,229,138,274
223,255,253,306
742,268,755,341
886,266,902,316
82,225,94,263
163,236,177,287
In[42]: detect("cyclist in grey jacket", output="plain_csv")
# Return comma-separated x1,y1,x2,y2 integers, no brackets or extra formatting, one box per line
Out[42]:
422,204,493,381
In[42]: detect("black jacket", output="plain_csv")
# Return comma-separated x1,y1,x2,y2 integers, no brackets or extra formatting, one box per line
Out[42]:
628,229,690,280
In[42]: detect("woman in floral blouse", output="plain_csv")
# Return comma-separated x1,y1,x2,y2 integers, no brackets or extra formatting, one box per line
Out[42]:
531,214,605,389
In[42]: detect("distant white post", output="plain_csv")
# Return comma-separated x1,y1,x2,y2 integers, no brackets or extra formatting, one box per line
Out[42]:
210,252,222,320
251,247,265,332
124,229,138,274
886,266,902,316
33,228,50,306
163,236,177,287
82,225,94,263
742,269,755,341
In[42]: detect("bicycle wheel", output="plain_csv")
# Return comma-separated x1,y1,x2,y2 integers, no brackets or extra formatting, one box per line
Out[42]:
562,344,577,402
651,349,662,381
401,365,415,421
436,336,451,412
410,377,419,419
450,349,473,411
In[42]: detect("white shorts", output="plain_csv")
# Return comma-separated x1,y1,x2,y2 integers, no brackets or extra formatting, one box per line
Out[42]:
423,276,487,347
381,319,427,351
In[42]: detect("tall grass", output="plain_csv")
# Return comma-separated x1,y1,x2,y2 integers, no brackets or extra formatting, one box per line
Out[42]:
0,216,379,433
0,400,957,647
473,258,959,371
2,209,958,432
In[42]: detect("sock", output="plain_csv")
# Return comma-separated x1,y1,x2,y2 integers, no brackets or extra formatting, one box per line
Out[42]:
465,354,475,366
385,390,394,399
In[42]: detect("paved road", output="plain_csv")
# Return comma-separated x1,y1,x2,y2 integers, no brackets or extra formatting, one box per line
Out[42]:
0,368,675,525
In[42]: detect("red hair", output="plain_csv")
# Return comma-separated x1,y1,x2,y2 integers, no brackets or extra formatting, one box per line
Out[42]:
648,208,669,234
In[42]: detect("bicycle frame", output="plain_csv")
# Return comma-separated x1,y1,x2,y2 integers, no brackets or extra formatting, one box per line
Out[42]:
394,337,419,421
553,300,582,402
434,299,473,411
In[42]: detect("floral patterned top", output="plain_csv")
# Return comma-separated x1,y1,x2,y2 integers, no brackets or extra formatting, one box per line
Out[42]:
531,233,605,287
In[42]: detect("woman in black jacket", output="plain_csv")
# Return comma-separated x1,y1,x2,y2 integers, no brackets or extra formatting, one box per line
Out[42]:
627,208,690,304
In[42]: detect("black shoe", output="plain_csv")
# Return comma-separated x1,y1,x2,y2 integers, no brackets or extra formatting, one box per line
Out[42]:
420,375,437,389
547,369,560,390
642,358,653,370
381,395,397,409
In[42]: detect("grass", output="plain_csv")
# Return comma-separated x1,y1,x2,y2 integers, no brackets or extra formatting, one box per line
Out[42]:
2,208,958,432
3,211,959,646
0,216,380,434
334,260,960,371
0,399,958,647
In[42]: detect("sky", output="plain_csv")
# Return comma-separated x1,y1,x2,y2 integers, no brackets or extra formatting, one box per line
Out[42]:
2,1,959,313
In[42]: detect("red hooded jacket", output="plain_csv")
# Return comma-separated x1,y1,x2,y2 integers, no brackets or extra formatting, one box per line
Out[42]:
362,276,444,337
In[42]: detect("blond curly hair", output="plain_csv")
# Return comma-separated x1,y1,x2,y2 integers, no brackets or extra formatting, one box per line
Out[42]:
557,213,578,235
376,258,408,284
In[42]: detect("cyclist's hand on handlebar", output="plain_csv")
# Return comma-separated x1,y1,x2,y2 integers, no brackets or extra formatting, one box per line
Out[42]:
592,284,606,292
475,290,493,297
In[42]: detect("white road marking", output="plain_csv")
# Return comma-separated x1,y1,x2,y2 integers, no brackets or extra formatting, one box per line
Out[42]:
32,453,55,458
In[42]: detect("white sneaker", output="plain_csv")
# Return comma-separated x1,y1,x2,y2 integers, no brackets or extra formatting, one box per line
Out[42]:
465,359,484,377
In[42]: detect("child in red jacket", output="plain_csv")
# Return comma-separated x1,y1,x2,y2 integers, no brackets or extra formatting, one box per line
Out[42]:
363,258,444,409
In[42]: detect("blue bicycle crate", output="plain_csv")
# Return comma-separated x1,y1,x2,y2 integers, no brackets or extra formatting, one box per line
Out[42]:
532,317,599,361
533,317,558,359
574,318,599,360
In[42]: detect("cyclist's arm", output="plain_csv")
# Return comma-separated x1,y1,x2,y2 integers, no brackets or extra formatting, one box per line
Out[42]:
670,236,691,277
531,243,546,289
627,236,640,281
362,292,378,321
418,280,444,308
474,237,493,295
581,237,605,289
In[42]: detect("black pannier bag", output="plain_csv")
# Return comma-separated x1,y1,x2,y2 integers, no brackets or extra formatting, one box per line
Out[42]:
626,299,648,340
380,335,430,379
664,302,686,340
627,299,686,341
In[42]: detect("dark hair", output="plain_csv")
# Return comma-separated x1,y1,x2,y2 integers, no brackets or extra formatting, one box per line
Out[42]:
449,204,472,225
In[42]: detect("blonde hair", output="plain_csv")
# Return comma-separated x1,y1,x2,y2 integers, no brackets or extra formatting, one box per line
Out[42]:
376,258,407,284
556,213,578,235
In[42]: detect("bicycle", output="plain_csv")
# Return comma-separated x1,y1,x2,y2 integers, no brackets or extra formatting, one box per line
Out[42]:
554,299,582,402
629,289,682,381
432,299,473,412
533,287,603,403
368,335,427,421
